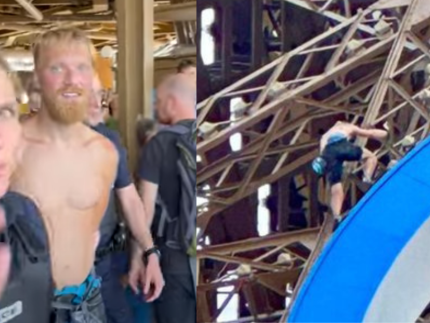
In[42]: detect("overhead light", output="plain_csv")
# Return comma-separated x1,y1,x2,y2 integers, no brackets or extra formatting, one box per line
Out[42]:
100,45,115,58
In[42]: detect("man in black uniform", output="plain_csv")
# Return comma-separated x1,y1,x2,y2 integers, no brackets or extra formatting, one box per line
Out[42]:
136,74,196,323
87,77,163,322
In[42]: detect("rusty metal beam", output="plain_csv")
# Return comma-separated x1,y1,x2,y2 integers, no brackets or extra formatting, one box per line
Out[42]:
197,1,430,322
197,228,319,256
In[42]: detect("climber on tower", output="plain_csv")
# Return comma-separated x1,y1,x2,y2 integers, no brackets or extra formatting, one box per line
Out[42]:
312,121,387,227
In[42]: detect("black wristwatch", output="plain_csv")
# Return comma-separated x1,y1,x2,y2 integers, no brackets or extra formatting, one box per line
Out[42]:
143,246,161,266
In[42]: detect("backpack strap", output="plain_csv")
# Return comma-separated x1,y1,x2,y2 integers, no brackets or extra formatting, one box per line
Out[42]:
159,123,191,136
155,195,173,238
177,160,196,242
155,195,182,250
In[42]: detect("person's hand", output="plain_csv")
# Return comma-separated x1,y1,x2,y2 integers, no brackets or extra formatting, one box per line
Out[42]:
143,254,164,302
128,255,146,295
0,208,10,297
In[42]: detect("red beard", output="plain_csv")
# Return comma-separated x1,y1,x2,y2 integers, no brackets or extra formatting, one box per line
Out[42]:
43,86,88,125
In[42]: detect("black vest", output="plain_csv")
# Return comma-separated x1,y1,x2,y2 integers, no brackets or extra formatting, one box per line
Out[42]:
0,192,52,323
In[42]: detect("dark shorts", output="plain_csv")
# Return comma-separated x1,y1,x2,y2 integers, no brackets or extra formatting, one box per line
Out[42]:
322,139,363,185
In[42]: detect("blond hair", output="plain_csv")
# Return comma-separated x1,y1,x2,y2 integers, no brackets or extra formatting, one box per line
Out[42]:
32,28,96,68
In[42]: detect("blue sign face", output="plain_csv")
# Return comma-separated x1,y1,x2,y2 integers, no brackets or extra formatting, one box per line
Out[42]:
289,137,430,322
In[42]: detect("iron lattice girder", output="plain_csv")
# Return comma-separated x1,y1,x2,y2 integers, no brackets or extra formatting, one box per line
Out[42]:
197,1,430,322
197,0,430,233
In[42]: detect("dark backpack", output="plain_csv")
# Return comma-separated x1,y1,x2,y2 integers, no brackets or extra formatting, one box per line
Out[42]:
0,192,52,323
154,122,197,256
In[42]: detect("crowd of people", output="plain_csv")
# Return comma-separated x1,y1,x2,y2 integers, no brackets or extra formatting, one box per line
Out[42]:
0,27,196,323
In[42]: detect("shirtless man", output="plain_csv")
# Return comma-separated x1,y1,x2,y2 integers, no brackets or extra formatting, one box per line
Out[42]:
10,29,121,321
312,121,387,224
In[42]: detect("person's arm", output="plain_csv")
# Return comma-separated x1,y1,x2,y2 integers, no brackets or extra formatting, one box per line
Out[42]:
116,185,155,251
138,180,158,228
128,180,158,261
352,126,388,140
134,137,163,255
114,134,163,301
111,131,155,252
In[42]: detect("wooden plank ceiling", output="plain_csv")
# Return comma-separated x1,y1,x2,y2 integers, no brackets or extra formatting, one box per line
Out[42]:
0,0,196,51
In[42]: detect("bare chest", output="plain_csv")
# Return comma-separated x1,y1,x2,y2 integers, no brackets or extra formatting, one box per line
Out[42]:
12,145,108,211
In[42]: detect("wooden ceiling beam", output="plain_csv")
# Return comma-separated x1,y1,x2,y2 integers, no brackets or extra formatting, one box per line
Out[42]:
93,0,109,12
154,2,196,22
14,0,44,21
0,0,85,5
0,14,115,22
197,228,319,256
0,2,196,23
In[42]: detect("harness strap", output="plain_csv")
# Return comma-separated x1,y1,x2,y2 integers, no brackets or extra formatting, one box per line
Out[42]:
54,274,101,305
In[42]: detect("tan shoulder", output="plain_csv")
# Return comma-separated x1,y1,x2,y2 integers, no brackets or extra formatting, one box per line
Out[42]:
83,127,118,165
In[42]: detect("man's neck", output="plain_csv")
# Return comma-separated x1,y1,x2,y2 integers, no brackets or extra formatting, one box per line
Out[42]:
86,118,103,128
171,109,196,125
35,108,84,143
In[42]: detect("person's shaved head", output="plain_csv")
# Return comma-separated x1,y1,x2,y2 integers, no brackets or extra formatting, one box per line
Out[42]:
155,74,195,125
158,73,194,100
